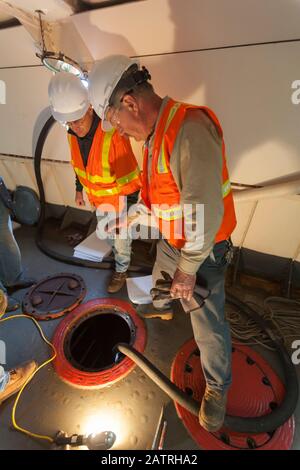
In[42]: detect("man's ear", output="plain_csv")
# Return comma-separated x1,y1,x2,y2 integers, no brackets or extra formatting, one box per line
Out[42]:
122,94,139,114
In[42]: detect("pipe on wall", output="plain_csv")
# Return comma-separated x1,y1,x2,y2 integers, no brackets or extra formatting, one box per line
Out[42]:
233,178,300,203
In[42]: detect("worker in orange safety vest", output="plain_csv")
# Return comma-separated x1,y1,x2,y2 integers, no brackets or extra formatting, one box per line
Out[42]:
88,55,237,433
48,72,141,293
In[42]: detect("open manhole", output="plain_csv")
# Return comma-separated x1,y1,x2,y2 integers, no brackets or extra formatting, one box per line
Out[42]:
64,310,136,372
53,298,146,388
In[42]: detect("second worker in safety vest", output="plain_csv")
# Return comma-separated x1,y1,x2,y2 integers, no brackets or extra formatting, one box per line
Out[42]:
48,72,141,293
88,55,237,433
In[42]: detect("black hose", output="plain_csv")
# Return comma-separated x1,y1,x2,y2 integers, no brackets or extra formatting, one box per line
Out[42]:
34,116,54,222
117,293,299,434
33,116,150,273
117,343,199,416
224,293,299,433
78,0,144,12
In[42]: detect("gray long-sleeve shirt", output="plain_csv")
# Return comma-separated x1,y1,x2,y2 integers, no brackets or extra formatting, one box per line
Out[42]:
147,97,224,275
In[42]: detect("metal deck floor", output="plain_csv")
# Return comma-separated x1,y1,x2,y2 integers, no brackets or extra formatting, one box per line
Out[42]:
0,226,299,450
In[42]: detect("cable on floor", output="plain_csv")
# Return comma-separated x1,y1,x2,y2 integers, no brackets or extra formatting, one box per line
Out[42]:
0,311,56,443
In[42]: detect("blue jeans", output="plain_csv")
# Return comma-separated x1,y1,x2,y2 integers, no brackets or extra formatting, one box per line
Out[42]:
96,211,132,274
95,193,139,273
152,238,232,393
0,199,23,293
107,234,132,274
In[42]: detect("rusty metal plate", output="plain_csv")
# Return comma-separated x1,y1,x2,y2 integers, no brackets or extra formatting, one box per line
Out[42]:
22,273,86,320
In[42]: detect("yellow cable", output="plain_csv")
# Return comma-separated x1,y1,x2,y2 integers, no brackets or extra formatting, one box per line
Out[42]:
0,313,56,443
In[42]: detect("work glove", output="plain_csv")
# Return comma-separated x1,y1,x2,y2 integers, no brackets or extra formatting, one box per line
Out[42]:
151,271,210,314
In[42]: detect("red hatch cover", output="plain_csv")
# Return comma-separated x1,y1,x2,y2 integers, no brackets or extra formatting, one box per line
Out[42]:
171,339,295,450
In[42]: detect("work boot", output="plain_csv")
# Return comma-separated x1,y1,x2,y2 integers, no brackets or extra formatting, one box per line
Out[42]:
107,271,127,293
7,277,36,292
199,386,227,432
0,289,20,313
136,303,173,320
6,296,20,312
0,361,38,404
0,289,7,315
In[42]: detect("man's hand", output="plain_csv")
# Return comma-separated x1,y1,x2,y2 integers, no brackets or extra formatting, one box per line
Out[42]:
75,191,85,207
170,268,196,302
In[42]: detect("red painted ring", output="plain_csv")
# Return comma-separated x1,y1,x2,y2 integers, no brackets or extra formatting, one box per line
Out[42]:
171,339,295,450
53,298,146,388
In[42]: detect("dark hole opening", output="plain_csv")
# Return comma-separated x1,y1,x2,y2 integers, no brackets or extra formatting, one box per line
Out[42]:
185,387,194,396
246,356,255,365
246,437,257,449
65,312,134,372
185,364,193,373
262,376,271,386
220,433,231,445
269,401,278,410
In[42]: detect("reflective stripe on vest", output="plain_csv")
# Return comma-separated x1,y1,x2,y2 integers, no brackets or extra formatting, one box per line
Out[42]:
157,102,181,174
73,166,116,184
153,204,183,221
79,168,140,197
116,167,140,186
73,165,140,187
222,179,231,198
102,129,115,180
81,183,119,197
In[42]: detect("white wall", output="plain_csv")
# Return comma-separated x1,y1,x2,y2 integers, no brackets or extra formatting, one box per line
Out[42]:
0,0,300,259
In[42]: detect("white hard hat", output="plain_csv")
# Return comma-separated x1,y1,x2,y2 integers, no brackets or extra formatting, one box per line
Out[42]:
88,55,139,131
48,72,89,123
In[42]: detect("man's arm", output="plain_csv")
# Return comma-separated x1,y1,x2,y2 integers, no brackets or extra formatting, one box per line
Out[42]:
75,175,85,206
75,174,83,192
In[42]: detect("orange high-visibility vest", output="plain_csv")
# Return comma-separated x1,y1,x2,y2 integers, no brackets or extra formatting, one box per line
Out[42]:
141,98,236,249
68,121,141,211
